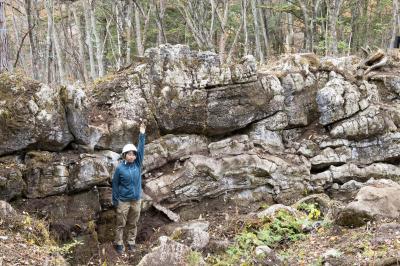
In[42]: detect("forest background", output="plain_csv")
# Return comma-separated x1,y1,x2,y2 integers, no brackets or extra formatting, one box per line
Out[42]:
1,0,399,84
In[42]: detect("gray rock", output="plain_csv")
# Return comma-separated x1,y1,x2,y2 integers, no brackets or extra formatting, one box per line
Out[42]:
255,245,273,256
0,200,17,218
23,150,118,198
248,125,284,151
209,135,253,157
0,79,73,155
317,78,377,125
310,146,352,170
329,106,392,140
144,134,209,173
0,156,25,201
137,236,205,266
24,151,69,198
144,153,309,207
62,83,90,145
281,72,319,127
335,179,400,226
69,152,118,192
257,204,300,219
328,163,400,184
253,111,289,131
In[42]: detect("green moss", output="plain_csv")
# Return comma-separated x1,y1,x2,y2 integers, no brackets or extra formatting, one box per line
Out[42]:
26,151,54,163
186,250,202,266
208,210,310,265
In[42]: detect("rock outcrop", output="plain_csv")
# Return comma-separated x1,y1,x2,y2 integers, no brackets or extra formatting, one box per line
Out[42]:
1,45,400,264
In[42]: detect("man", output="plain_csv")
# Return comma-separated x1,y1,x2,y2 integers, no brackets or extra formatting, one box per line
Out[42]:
112,121,146,253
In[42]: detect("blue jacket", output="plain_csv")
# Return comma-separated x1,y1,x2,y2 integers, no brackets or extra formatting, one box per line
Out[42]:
112,133,145,206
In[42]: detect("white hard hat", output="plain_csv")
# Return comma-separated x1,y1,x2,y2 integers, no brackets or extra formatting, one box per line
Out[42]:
122,143,137,155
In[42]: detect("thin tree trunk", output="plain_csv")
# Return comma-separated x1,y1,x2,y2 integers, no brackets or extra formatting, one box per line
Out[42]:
126,0,133,64
390,0,399,48
83,0,96,79
45,0,54,83
155,0,167,45
257,0,269,57
11,6,27,72
134,3,144,56
216,0,229,63
286,13,294,53
299,0,311,51
72,4,88,82
0,0,8,72
25,0,39,79
242,0,249,55
115,1,123,68
226,15,244,63
90,0,104,76
326,0,342,55
53,22,65,84
250,0,264,63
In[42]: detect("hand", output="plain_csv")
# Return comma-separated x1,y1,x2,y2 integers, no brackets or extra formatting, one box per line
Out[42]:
139,120,146,134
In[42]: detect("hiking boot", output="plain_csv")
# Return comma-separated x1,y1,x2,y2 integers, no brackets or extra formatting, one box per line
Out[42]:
115,244,124,254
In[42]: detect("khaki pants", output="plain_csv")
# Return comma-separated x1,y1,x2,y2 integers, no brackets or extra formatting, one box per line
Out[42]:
115,200,141,246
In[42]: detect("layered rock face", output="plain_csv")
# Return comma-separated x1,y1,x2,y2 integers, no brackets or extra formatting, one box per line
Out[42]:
1,45,400,262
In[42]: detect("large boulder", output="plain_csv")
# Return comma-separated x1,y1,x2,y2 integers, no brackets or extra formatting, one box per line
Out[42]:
335,179,400,226
0,74,73,155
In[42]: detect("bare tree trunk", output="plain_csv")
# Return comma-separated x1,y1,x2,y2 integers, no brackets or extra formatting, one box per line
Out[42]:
126,0,133,64
83,0,96,79
286,13,294,53
227,14,244,63
25,0,39,79
326,0,342,55
115,1,123,68
154,0,167,45
242,0,249,55
310,0,322,53
45,0,54,83
215,0,229,63
298,0,311,51
53,22,65,84
257,0,269,57
390,0,399,48
11,5,27,72
0,0,8,72
72,4,88,82
134,3,144,56
250,0,264,63
90,0,104,76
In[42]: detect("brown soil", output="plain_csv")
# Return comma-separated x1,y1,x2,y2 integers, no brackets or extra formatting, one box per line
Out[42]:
279,220,400,265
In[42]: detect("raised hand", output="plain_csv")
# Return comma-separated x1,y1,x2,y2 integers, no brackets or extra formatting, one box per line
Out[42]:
139,120,146,134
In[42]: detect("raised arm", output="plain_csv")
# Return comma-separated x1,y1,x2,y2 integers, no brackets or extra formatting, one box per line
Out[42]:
136,121,146,167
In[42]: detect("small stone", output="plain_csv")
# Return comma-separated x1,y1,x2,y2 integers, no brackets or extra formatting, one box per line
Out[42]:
255,245,273,256
323,248,342,259
0,236,8,241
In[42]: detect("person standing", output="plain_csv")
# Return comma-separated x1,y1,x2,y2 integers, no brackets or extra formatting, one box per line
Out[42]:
112,121,146,253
